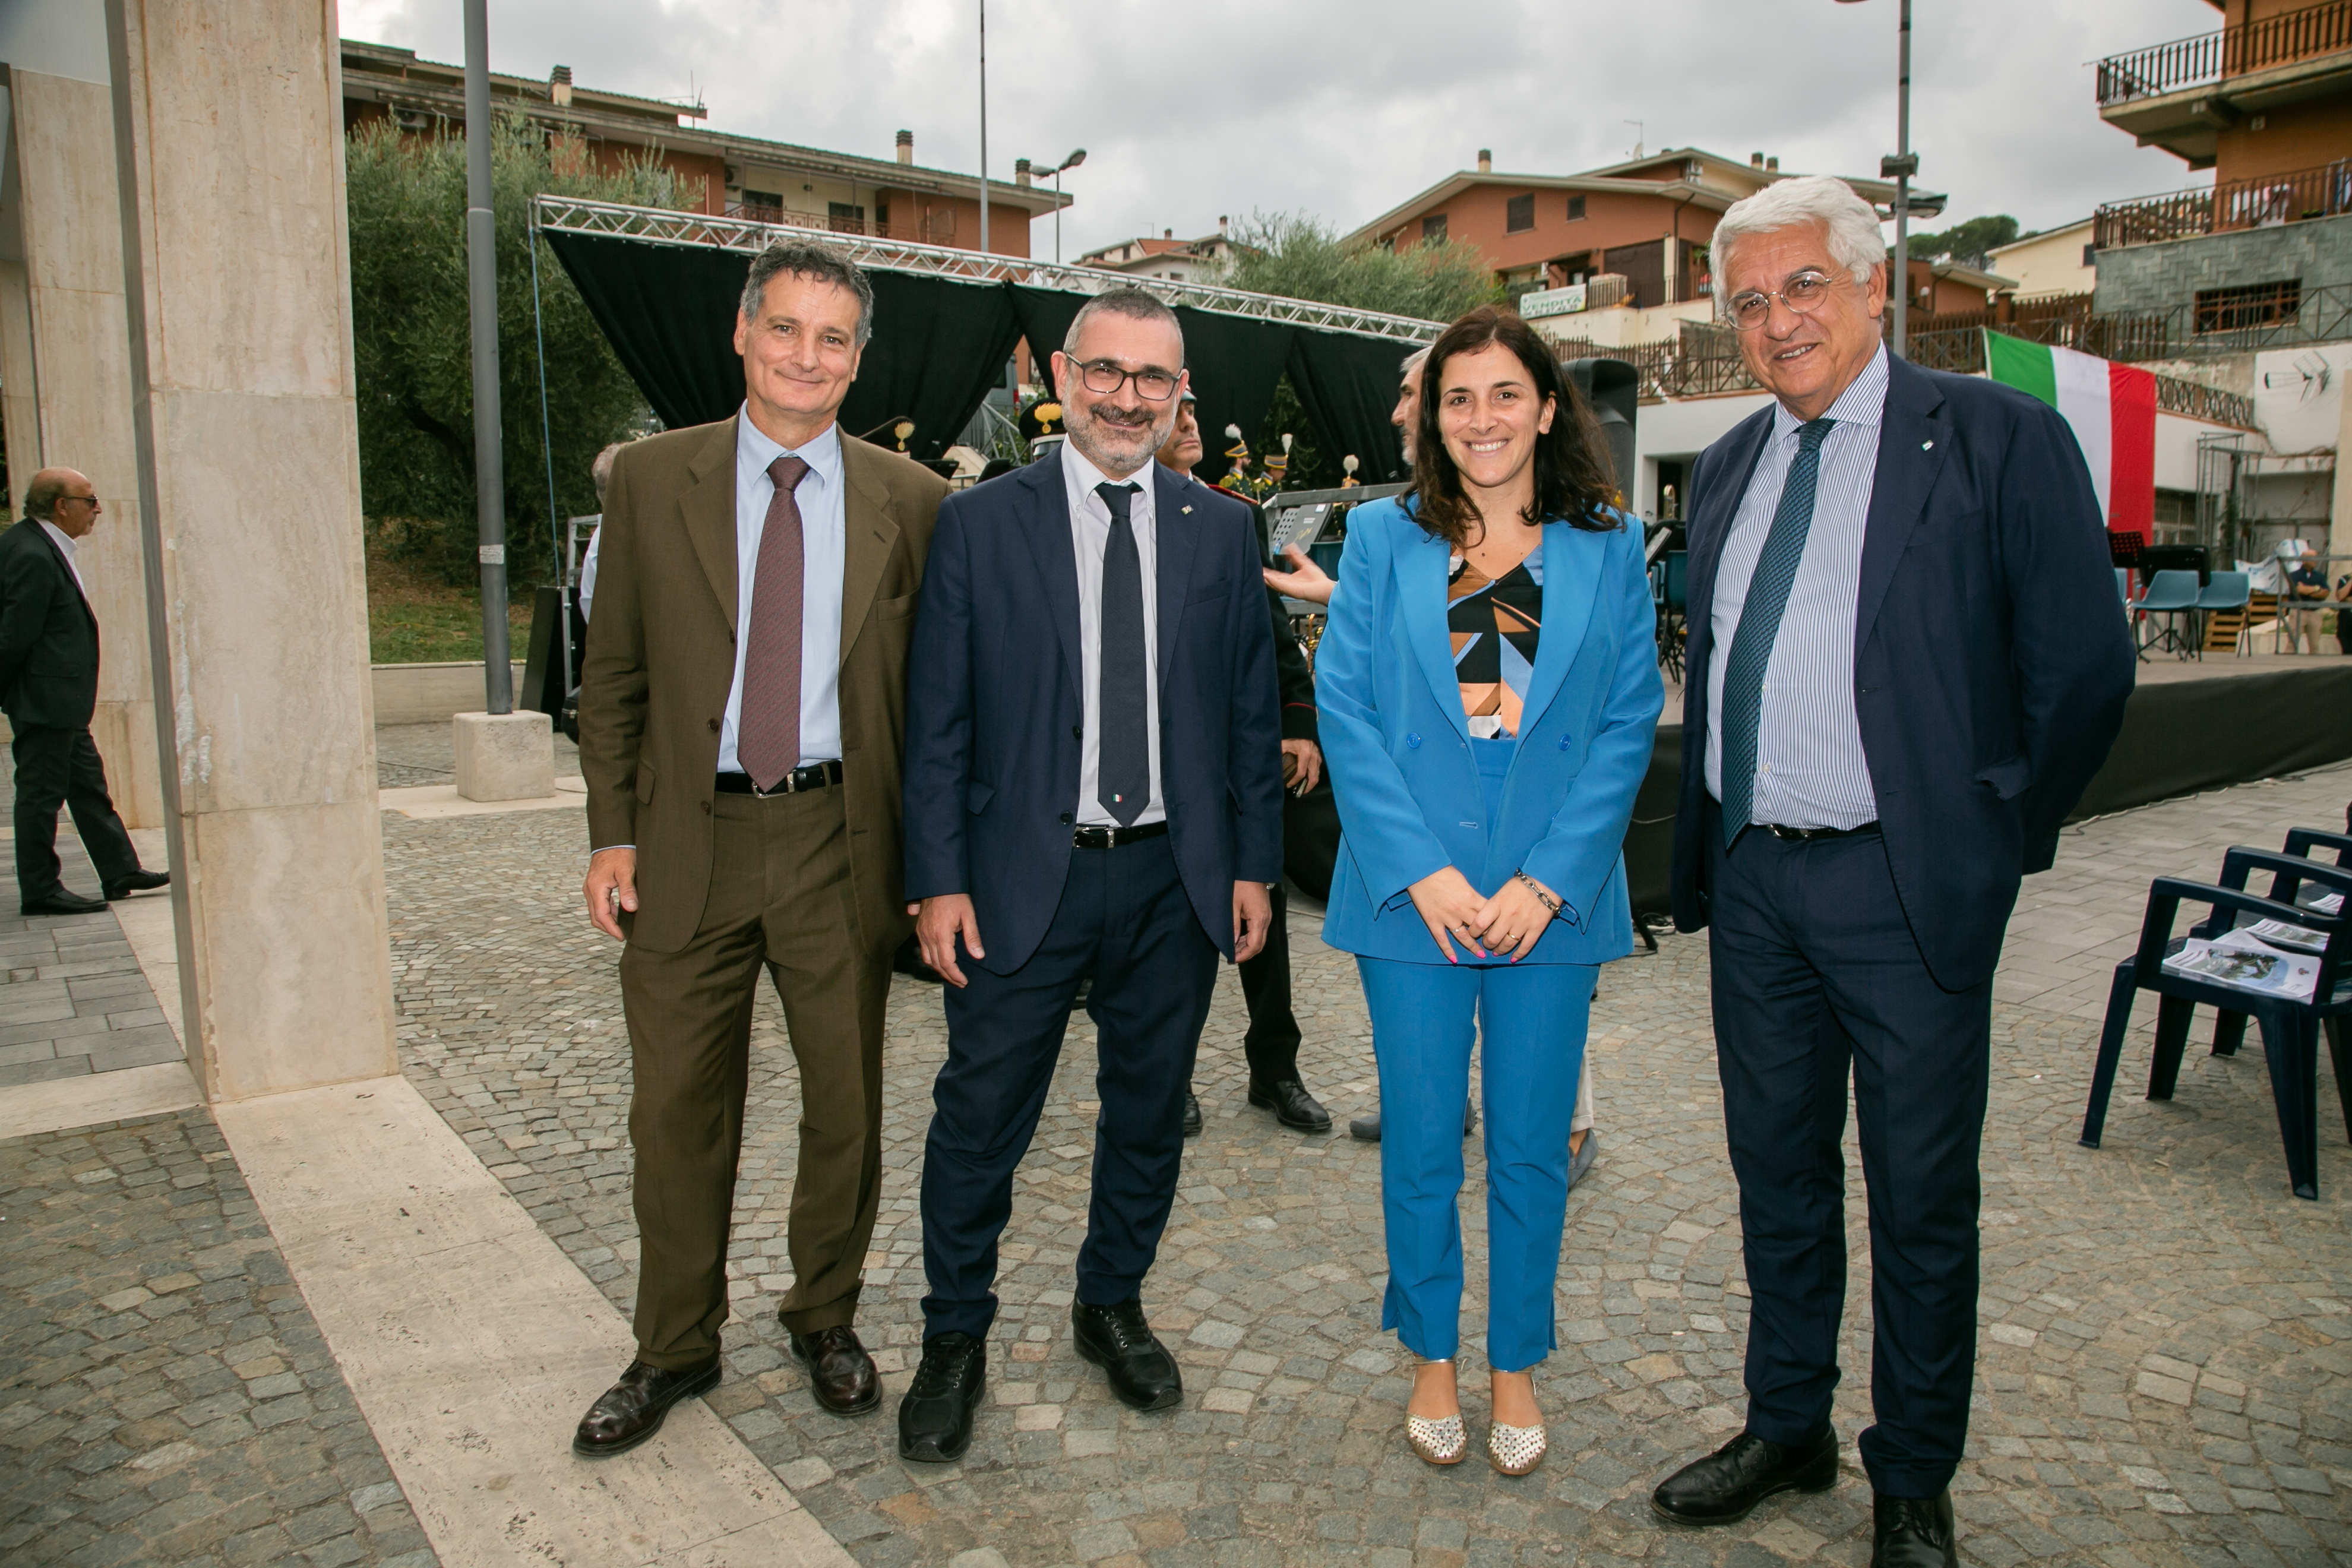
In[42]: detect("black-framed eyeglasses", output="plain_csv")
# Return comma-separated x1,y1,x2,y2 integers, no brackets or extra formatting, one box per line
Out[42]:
53,494,99,507
1070,358,1181,402
1725,268,1842,331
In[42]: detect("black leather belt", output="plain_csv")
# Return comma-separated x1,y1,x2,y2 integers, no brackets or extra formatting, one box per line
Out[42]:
1073,820,1169,849
715,761,842,796
1764,820,1880,842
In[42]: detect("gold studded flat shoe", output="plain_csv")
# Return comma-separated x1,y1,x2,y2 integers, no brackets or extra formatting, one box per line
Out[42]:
1406,1412,1468,1465
1487,1418,1548,1476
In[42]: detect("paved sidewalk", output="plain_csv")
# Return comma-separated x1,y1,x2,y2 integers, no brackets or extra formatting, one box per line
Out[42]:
374,762,2352,1567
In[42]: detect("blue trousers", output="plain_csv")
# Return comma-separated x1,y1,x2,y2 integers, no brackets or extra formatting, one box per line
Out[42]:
1706,817,1991,1498
1360,955,1593,1371
918,834,1218,1339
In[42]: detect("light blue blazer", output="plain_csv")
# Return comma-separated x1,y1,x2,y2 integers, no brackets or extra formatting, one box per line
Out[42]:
1317,497,1665,966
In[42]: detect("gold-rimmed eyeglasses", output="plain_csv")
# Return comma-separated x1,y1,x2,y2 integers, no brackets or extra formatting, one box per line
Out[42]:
1069,358,1181,402
1724,269,1842,331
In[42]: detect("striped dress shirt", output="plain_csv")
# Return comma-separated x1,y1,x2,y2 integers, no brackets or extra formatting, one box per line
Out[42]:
1704,346,1889,830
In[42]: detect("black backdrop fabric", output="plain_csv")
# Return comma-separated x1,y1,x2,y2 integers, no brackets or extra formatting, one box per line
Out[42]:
1288,330,1417,486
548,230,1419,469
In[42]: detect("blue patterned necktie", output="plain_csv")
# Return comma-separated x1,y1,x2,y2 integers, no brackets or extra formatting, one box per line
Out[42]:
1720,418,1834,847
1095,482,1149,826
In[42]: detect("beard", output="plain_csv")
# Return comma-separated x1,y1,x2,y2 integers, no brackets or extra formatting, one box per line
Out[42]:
1067,396,1173,476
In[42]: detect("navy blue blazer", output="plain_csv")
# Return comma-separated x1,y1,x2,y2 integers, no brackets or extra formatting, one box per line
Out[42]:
1670,355,2136,991
1317,497,1663,965
901,448,1285,973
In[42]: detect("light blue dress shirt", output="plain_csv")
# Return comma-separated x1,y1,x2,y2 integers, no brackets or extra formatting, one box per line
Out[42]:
722,409,846,772
1703,346,1889,831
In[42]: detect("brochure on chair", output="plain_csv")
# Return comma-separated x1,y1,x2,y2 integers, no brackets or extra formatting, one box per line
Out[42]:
2163,928,2319,1001
2296,888,2344,918
2239,916,2331,954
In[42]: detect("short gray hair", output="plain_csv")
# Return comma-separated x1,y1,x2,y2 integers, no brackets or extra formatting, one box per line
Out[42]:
21,473,69,519
1063,288,1183,360
1401,346,1430,376
739,239,874,344
591,441,627,504
1711,175,1885,317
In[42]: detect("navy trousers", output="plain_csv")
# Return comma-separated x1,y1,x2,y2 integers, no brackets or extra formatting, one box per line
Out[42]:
919,833,1218,1339
1706,818,1991,1499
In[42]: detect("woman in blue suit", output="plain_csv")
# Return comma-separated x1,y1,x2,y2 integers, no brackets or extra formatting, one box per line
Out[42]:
1317,306,1662,1475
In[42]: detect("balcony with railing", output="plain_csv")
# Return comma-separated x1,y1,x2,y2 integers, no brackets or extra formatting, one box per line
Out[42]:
2094,159,2352,247
2096,0,2352,106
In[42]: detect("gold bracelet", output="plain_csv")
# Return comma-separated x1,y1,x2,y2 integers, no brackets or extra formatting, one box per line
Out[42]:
1514,870,1561,919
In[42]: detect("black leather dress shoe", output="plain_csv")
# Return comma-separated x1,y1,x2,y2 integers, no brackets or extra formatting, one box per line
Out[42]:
1182,1092,1203,1137
1345,1102,1478,1145
788,1324,879,1415
1247,1079,1333,1133
1872,1491,1958,1568
22,889,108,918
1651,1427,1839,1526
572,1357,721,1458
1071,1300,1183,1411
103,870,170,900
897,1332,987,1462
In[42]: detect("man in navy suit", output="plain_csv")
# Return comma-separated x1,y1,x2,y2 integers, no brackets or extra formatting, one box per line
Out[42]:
1649,180,2132,1567
896,289,1284,1461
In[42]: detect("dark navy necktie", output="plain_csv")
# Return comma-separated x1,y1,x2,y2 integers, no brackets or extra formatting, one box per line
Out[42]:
1720,418,1834,846
1096,482,1148,826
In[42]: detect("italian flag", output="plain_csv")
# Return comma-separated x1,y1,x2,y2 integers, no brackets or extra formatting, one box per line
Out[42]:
1984,331,2157,537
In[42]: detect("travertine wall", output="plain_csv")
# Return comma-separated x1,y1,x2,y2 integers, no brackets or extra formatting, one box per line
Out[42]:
108,0,396,1099
0,65,165,829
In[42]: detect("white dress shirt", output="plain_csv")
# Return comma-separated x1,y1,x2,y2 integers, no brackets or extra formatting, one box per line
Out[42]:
576,523,600,621
1060,443,1165,827
37,521,86,597
720,409,846,772
1704,346,1888,830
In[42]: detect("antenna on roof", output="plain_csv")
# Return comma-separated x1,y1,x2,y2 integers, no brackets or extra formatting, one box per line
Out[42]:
1623,120,1644,159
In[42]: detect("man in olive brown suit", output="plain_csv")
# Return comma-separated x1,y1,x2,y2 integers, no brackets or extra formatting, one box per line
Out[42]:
572,241,946,1456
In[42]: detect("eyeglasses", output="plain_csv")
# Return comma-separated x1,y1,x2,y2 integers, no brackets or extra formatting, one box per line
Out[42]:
1725,269,1841,331
53,495,99,507
1069,358,1180,402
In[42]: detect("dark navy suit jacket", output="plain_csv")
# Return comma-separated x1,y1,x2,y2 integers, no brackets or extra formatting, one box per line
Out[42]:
902,447,1285,974
1670,355,2136,991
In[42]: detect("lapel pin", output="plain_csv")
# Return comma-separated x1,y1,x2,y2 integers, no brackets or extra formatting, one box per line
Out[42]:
1922,440,1934,450
1181,505,1193,515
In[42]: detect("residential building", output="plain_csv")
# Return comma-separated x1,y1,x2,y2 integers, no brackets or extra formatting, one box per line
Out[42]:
2088,0,2352,562
1986,219,2099,299
1342,146,1917,315
339,39,1063,256
1077,221,1248,283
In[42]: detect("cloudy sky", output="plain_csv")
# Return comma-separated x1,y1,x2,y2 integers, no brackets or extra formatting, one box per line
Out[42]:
342,0,2222,256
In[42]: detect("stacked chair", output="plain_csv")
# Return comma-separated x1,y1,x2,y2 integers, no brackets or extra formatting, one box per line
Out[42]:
2126,569,2204,660
2079,813,2352,1199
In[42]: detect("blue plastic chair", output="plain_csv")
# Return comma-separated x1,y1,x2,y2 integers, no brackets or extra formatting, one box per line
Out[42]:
2130,569,2202,659
1656,550,1688,682
2194,570,2251,657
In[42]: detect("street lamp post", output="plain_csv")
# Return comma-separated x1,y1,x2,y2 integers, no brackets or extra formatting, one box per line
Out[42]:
462,0,511,710
977,0,989,259
1840,0,1915,361
1034,148,1086,264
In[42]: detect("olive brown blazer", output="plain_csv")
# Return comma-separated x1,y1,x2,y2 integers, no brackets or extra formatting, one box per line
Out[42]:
578,415,947,956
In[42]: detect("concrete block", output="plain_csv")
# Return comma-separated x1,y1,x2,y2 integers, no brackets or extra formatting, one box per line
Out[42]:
452,712,554,804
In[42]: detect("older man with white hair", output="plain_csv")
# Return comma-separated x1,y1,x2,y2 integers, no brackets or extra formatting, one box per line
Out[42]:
1651,178,2132,1565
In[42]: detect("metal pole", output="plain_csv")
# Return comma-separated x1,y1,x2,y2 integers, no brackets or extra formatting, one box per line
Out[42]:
1053,167,1061,265
465,0,514,713
529,207,569,704
977,0,990,258
1892,0,1912,361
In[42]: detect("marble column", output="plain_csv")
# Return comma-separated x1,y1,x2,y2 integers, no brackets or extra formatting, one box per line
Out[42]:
105,0,396,1099
0,63,165,828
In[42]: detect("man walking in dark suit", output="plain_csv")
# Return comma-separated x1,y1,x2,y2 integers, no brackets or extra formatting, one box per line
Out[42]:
1156,388,1331,1137
0,470,167,916
896,289,1284,1460
573,242,947,1455
1649,179,2133,1567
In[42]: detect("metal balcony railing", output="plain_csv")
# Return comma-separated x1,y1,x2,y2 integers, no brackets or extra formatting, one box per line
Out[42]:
2096,0,2352,106
2094,160,2352,248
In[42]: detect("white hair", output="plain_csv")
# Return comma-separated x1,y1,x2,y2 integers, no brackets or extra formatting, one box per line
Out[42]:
1711,176,1885,318
1401,346,1430,375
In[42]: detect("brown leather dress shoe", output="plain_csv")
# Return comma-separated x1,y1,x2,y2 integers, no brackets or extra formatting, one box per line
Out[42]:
572,1357,721,1458
789,1324,880,1414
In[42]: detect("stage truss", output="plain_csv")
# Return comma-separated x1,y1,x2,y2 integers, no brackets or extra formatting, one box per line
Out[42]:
532,195,1442,345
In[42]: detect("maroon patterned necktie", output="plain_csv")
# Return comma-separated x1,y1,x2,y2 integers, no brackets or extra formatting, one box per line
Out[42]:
736,453,810,792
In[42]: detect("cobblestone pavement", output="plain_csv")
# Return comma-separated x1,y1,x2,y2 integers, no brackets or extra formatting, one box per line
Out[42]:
374,722,580,790
0,1111,434,1567
369,766,2352,1567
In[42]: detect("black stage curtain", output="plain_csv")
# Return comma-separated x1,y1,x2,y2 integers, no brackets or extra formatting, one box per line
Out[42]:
2072,665,2352,820
1288,330,1415,486
1009,286,1086,388
547,232,1022,460
1170,308,1292,480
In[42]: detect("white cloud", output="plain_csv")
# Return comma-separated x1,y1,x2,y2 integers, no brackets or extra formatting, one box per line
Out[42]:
339,0,2221,255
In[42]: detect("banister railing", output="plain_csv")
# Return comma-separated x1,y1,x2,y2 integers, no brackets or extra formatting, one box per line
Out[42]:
2095,160,2352,248
2096,0,2351,106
